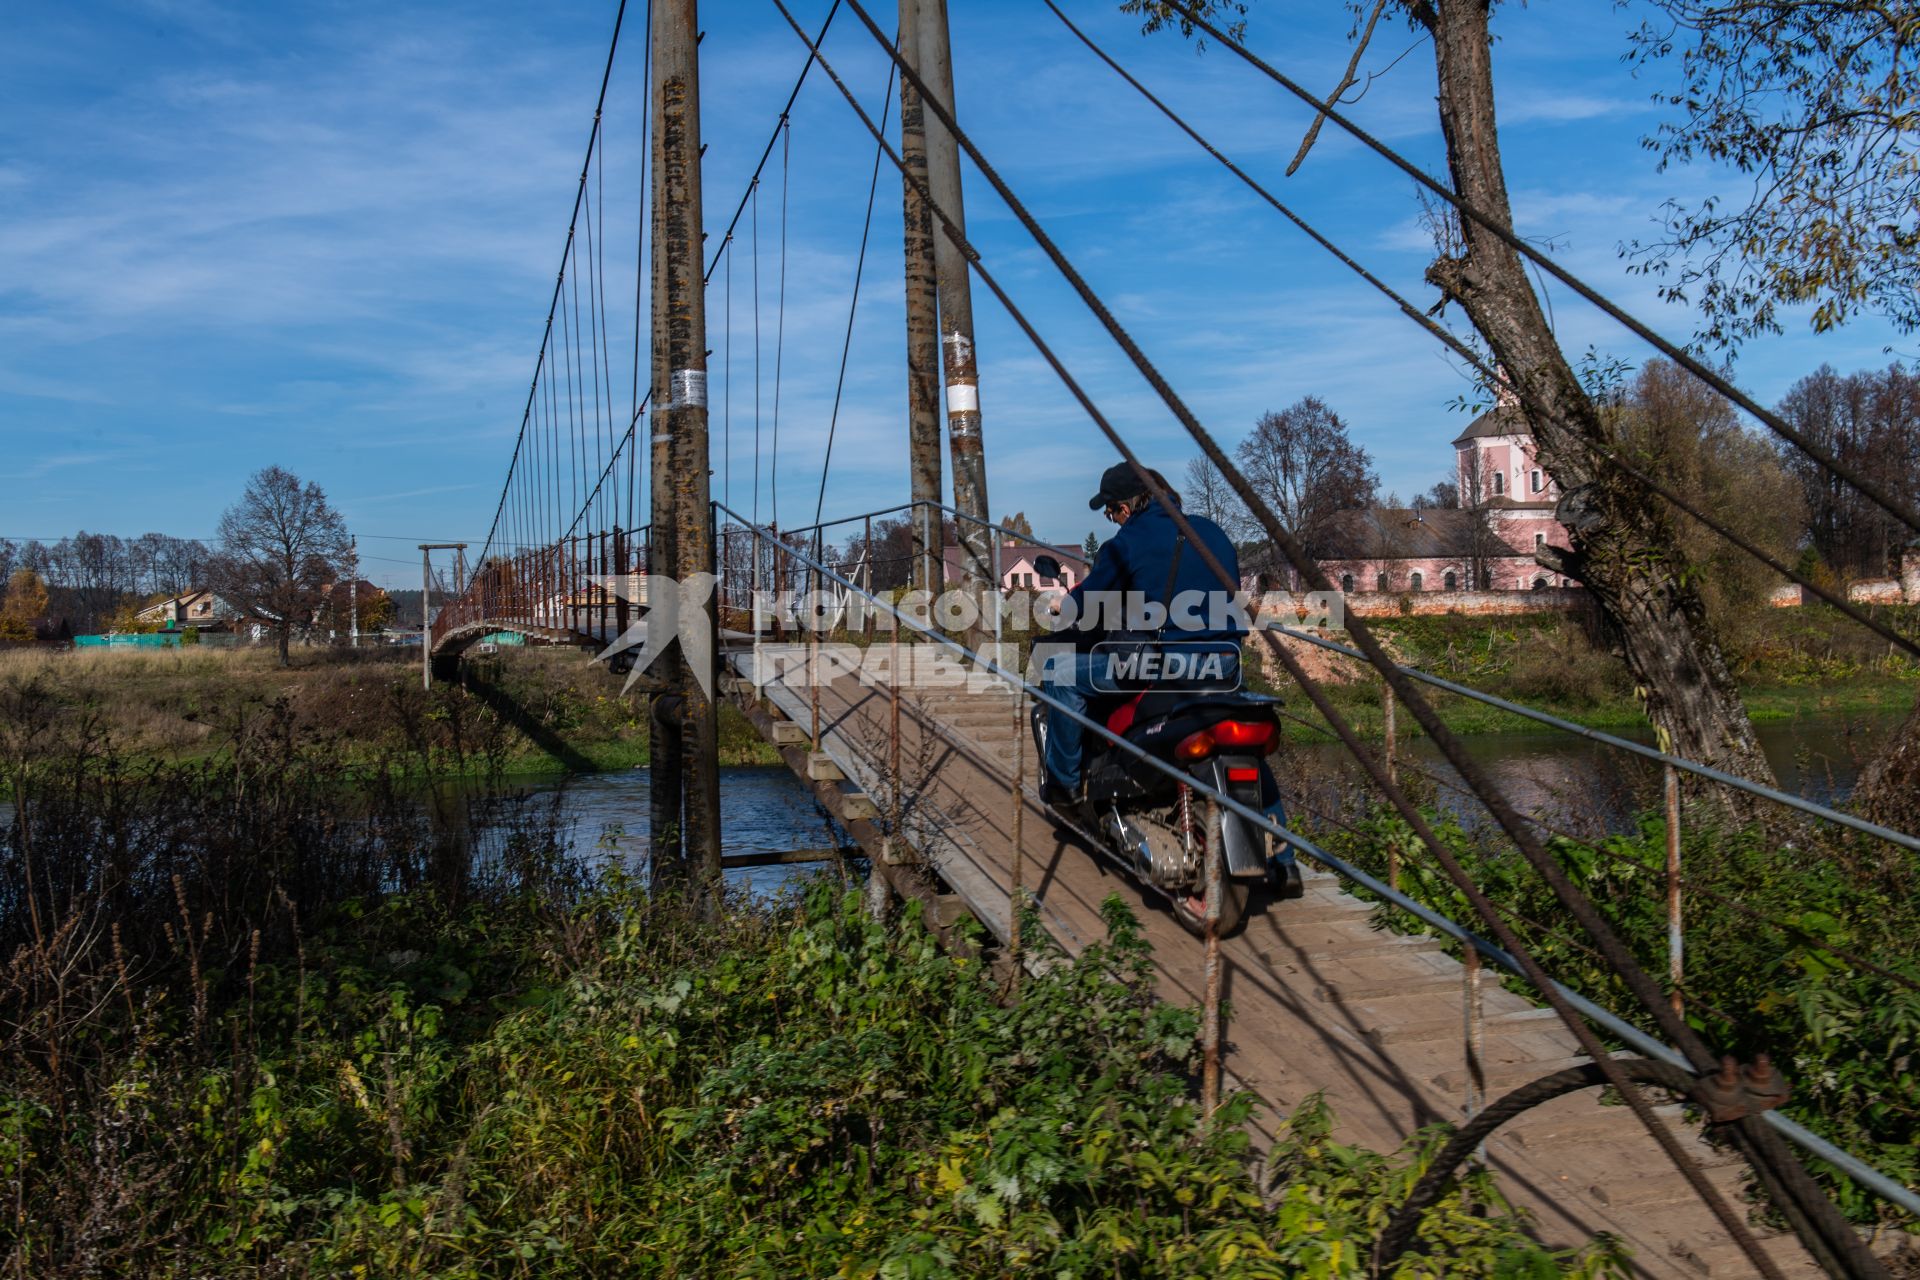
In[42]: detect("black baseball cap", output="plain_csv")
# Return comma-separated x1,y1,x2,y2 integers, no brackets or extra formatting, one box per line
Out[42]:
1088,462,1166,511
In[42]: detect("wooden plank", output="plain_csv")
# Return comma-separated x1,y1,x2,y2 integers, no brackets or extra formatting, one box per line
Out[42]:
725,645,1821,1278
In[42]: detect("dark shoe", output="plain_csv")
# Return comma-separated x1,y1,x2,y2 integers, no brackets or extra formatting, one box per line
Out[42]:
1041,780,1093,831
1272,857,1305,900
1041,779,1078,810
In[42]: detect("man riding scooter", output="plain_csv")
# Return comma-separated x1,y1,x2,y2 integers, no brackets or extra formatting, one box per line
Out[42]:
1038,463,1245,816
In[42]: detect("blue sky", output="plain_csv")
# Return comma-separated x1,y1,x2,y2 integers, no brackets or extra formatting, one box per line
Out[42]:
1,0,1906,590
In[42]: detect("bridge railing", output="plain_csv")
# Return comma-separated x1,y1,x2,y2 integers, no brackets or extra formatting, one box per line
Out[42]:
430,525,654,655
713,496,1920,1220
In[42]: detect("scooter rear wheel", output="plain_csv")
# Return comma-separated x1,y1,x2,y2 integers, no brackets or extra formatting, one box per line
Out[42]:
1173,796,1252,938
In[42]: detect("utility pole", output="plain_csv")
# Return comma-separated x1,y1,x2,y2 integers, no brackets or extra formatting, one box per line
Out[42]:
349,536,359,649
912,0,992,608
649,0,721,898
417,542,465,689
898,0,943,595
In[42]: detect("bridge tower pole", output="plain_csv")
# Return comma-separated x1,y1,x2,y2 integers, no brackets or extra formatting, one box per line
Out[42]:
649,0,721,897
897,0,943,595
911,0,993,617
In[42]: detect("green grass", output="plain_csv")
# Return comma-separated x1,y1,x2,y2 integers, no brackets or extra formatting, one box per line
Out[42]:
0,643,781,787
1264,605,1917,745
0,876,1630,1277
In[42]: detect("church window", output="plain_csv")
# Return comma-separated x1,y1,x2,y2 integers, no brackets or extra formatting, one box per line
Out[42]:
1531,469,1543,493
1375,572,1388,592
1535,532,1546,549
1492,472,1505,496
1340,572,1354,592
1443,570,1457,590
1410,571,1424,591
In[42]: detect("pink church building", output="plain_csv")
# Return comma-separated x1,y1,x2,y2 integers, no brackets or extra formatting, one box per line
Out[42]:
1312,403,1579,595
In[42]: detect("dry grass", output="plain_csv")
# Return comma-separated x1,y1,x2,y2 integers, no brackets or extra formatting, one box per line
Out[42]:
0,642,774,775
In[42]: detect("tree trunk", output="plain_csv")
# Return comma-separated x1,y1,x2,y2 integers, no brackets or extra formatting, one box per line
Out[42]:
1853,693,1920,834
278,623,290,667
1419,0,1775,801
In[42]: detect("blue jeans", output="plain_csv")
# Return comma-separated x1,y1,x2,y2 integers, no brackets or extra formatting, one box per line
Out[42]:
1041,650,1124,792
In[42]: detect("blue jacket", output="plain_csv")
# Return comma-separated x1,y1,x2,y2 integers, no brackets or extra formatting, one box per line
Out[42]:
1065,500,1245,642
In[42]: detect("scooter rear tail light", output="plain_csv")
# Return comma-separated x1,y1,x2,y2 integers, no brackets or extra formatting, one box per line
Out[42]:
1210,719,1278,753
1226,766,1260,783
1175,729,1215,761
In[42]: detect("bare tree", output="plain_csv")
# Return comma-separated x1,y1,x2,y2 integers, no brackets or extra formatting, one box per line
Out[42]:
1183,454,1249,541
1412,479,1458,510
128,532,208,598
1234,396,1378,557
1777,363,1920,581
208,466,354,666
1454,449,1505,591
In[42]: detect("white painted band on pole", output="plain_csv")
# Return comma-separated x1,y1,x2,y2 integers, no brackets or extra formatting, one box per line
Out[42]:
651,432,672,443
945,383,979,413
669,368,707,409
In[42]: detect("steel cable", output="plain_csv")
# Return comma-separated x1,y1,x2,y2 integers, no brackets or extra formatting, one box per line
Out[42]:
1152,0,1920,542
785,6,1879,1269
1042,0,1920,664
815,60,899,527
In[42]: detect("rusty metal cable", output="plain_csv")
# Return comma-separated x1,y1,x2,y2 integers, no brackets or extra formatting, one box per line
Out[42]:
1042,0,1919,665
1152,0,1920,543
792,7,1890,1270
778,10,1801,1272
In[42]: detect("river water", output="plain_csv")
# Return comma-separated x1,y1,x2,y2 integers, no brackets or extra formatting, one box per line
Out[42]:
455,712,1900,881
1287,710,1903,833
467,766,846,894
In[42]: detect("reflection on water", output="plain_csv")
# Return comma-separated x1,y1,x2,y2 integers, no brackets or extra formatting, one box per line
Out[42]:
449,766,843,895
1288,712,1903,834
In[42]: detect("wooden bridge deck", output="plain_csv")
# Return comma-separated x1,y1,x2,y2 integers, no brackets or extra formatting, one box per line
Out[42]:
724,640,1821,1280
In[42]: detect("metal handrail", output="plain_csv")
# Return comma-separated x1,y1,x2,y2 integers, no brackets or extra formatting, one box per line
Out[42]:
712,499,1920,1218
1265,623,1920,855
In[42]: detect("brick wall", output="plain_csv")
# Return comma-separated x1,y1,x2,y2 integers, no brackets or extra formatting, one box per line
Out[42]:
1255,588,1588,621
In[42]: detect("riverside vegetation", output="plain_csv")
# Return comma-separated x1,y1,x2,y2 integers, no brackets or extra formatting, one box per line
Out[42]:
1315,791,1920,1232
0,688,1632,1278
0,643,777,782
1264,602,1918,742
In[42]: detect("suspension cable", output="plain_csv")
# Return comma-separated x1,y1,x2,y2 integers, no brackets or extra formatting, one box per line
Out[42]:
1043,0,1920,664
771,119,791,527
1151,0,1920,541
473,0,632,578
778,8,1888,1267
815,62,898,527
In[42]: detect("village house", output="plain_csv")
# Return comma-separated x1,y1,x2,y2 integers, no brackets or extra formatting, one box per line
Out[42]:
943,540,1088,591
1313,403,1578,595
134,589,239,631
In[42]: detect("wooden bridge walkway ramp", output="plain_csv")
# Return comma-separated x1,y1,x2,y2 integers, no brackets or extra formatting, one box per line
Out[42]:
722,641,1821,1278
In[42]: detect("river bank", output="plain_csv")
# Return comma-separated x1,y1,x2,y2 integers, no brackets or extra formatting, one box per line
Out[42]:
1256,603,1916,744
0,644,780,784
0,719,1615,1278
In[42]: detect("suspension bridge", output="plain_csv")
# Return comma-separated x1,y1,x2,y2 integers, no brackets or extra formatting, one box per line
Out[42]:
424,3,1920,1276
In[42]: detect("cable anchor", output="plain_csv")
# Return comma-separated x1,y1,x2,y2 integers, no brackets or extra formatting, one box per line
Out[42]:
1692,1054,1791,1123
